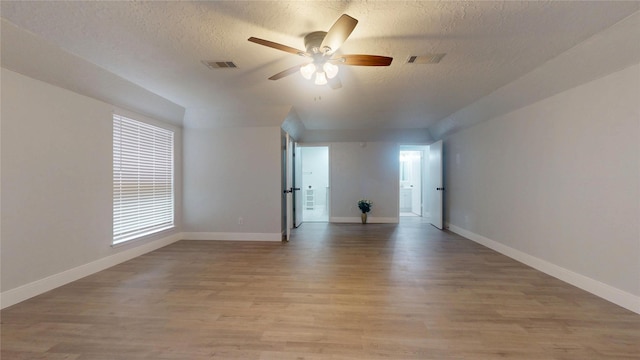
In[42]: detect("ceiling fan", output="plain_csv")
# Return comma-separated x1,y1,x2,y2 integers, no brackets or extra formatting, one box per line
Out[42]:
248,14,393,89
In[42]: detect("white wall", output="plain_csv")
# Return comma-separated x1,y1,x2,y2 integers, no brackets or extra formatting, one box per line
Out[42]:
1,19,186,127
182,126,282,240
302,128,432,143
445,63,640,312
1,69,183,305
429,11,640,140
330,142,399,223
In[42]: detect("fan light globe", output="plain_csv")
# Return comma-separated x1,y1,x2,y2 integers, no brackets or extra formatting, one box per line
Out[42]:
323,62,339,79
300,63,316,79
314,72,328,85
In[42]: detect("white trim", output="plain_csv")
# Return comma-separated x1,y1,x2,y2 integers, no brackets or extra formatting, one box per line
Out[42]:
0,233,182,309
330,217,399,224
447,223,640,315
182,232,282,241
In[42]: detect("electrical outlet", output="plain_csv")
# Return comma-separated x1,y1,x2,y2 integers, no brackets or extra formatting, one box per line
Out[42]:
238,217,243,225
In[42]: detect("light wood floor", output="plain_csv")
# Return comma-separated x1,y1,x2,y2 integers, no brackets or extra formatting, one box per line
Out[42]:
2,221,639,359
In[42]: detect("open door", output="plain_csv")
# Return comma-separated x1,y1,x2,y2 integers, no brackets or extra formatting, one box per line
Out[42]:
293,143,303,228
421,146,430,220
284,134,293,241
428,140,444,229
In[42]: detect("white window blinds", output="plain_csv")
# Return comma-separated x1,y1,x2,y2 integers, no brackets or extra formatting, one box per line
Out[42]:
113,114,174,244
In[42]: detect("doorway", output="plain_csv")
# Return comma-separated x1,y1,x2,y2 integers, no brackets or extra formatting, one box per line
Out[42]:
399,146,429,218
299,146,329,222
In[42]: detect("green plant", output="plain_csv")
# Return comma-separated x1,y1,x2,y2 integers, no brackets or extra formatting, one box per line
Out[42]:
357,199,373,213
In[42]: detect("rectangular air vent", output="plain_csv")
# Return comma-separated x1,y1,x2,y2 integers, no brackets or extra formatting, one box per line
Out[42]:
407,54,446,64
202,60,238,69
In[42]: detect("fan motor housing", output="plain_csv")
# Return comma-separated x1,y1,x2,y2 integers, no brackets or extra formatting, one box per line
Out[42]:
304,31,327,53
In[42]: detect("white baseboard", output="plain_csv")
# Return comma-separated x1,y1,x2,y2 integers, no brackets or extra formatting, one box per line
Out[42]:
447,223,640,314
182,232,282,241
0,233,183,310
330,217,399,224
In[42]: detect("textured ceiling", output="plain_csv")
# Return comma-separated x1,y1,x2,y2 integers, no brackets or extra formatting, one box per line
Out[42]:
1,1,638,138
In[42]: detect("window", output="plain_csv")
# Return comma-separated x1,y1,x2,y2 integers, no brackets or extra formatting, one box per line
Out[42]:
113,114,174,244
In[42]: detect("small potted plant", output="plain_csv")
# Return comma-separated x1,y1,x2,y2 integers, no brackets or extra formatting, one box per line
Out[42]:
357,199,373,224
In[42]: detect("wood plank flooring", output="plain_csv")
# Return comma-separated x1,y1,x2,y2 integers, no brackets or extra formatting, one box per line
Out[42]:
2,221,639,359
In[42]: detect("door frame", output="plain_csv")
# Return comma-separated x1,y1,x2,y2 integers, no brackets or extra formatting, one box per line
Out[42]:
428,140,444,229
399,144,430,217
296,143,331,223
293,142,303,228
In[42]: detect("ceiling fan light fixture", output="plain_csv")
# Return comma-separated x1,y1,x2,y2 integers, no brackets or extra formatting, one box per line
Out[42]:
249,14,392,89
300,63,316,79
314,71,328,85
323,62,339,79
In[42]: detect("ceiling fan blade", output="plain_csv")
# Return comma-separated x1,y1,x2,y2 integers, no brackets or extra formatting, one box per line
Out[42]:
320,14,358,54
328,76,342,90
248,37,308,56
268,64,305,80
334,54,393,66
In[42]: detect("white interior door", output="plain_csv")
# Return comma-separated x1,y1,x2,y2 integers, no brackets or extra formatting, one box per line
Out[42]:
421,146,430,219
428,140,444,229
293,143,303,227
285,134,293,240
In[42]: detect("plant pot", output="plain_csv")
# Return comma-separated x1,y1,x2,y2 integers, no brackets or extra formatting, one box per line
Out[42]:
361,213,367,224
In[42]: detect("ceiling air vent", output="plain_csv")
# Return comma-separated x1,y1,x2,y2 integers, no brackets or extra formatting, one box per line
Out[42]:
202,60,238,69
407,54,446,64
